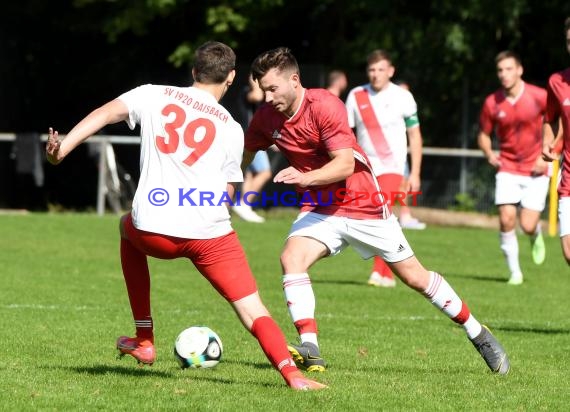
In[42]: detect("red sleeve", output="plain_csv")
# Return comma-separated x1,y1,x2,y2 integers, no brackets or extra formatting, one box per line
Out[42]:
244,108,272,152
537,86,547,113
316,94,355,151
479,96,494,135
545,74,561,123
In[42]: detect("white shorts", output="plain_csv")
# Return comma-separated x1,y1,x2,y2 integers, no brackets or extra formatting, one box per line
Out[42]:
287,212,414,262
559,197,570,237
495,172,550,211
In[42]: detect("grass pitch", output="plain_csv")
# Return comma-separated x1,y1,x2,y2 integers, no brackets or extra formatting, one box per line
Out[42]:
1,211,569,411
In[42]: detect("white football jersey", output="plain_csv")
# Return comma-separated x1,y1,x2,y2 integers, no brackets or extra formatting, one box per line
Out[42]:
345,82,418,176
119,84,243,239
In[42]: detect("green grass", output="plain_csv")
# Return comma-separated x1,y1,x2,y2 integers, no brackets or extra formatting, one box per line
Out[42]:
1,212,569,411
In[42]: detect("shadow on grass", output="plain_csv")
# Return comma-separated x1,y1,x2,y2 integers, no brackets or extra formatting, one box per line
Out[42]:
322,361,475,376
441,272,506,283
313,273,508,286
312,279,367,286
220,358,272,370
493,325,570,335
68,365,175,378
66,364,281,388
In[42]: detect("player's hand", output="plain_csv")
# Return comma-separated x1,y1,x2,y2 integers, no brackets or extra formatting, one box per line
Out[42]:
531,156,548,176
486,152,501,168
406,174,421,193
542,141,559,162
46,127,63,165
274,166,308,187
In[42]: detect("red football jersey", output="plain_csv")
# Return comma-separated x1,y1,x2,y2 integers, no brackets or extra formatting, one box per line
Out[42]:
245,89,388,219
545,68,570,197
479,82,546,176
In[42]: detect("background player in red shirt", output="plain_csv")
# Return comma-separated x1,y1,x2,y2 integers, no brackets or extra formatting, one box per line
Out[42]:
244,47,510,375
478,51,549,285
45,41,325,391
543,17,570,265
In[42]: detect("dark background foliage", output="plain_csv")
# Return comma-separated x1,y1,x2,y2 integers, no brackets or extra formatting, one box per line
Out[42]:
1,0,569,209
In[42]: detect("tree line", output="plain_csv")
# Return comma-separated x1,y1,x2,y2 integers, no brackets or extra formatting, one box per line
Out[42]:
3,0,570,147
2,1,570,210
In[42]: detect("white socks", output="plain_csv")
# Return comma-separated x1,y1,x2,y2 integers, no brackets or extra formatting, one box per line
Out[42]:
500,230,521,276
423,271,482,339
282,273,318,346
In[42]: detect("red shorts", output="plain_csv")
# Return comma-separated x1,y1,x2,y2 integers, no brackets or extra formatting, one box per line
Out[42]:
123,215,257,302
376,173,404,213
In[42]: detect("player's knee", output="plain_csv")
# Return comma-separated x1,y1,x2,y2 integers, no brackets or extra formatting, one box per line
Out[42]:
519,214,541,234
232,293,270,330
499,219,516,232
280,248,305,272
498,210,517,231
520,222,536,235
280,249,294,270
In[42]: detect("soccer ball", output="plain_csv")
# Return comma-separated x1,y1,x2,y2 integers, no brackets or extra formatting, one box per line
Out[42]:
174,326,223,369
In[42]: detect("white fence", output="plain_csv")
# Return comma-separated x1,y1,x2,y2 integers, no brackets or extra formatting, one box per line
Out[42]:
0,132,501,217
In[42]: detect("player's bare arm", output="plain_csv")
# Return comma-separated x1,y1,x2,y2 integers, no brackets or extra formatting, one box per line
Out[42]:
46,99,129,165
226,182,238,203
273,148,355,187
477,131,501,168
407,126,423,192
240,150,256,173
542,119,562,162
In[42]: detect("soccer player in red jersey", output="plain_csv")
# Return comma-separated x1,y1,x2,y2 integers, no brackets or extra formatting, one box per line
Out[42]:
543,17,570,265
478,51,549,285
243,47,510,375
45,41,325,391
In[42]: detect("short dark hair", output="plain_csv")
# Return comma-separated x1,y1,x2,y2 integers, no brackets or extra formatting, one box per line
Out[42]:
495,50,522,66
250,47,300,81
367,49,392,66
565,17,570,33
327,70,346,86
192,41,235,84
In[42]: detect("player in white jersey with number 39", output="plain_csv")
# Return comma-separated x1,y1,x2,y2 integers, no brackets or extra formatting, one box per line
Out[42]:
45,41,325,391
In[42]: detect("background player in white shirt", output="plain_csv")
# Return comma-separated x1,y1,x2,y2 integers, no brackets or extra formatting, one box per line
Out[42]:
345,50,425,287
45,41,325,391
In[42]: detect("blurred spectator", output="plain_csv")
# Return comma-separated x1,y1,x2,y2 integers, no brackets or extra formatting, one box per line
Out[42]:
233,74,272,223
326,70,348,98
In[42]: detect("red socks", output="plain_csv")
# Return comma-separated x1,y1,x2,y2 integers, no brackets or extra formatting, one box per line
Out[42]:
250,316,298,383
373,256,394,279
120,238,153,339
